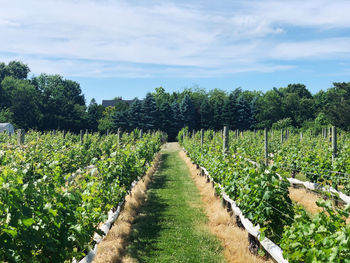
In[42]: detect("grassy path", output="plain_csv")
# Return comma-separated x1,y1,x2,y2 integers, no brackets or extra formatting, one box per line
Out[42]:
124,143,226,263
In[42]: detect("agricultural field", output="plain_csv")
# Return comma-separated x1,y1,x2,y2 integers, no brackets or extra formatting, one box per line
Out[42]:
1,127,350,263
180,128,350,262
0,130,162,262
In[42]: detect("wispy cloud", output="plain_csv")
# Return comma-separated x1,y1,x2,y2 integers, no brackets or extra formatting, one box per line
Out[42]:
0,0,349,78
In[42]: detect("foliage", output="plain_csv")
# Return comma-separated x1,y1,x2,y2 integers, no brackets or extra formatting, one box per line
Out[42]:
180,95,196,130
0,108,13,124
0,130,162,262
180,128,350,261
272,118,293,130
99,106,117,133
281,202,350,262
2,59,350,139
141,93,159,130
181,129,294,243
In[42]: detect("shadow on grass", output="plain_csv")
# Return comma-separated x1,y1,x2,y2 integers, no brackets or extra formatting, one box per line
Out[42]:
125,154,171,261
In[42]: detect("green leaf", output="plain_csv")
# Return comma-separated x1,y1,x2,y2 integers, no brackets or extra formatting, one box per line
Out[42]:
3,228,17,237
22,218,35,227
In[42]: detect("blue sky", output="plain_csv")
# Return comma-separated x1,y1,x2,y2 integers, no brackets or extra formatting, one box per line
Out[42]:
1,0,350,104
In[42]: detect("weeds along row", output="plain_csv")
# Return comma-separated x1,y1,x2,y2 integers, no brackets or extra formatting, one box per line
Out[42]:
179,128,350,263
0,129,163,262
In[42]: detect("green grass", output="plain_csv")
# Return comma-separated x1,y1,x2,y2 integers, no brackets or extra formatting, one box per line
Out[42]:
124,146,226,263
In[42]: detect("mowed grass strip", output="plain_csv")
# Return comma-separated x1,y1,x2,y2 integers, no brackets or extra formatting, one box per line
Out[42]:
124,146,226,263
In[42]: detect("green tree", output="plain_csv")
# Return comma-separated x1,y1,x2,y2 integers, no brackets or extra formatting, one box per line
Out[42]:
180,95,196,130
222,89,241,129
0,108,13,123
141,93,159,130
159,101,174,138
236,95,252,130
171,101,183,137
87,99,104,131
0,61,30,82
153,86,171,107
32,74,86,131
128,98,143,130
324,82,350,130
99,107,117,133
199,99,212,129
208,89,227,130
256,88,284,128
1,76,41,129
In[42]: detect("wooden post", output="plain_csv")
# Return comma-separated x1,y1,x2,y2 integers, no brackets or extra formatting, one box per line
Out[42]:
200,128,204,148
17,129,25,145
300,132,303,140
117,128,121,145
223,126,229,154
329,127,332,143
332,126,338,206
281,129,284,144
140,129,143,138
106,129,110,136
264,128,268,166
63,130,66,139
53,129,56,136
332,126,337,164
80,130,84,145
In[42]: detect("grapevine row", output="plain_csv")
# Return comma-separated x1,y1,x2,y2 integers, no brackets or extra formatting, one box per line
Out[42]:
0,130,163,262
180,128,350,262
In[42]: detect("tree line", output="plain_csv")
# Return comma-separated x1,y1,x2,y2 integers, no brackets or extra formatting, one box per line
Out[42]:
0,61,104,132
1,61,350,139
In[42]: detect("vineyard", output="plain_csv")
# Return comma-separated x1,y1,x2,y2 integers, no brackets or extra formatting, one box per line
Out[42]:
179,127,350,262
0,130,163,262
1,127,350,263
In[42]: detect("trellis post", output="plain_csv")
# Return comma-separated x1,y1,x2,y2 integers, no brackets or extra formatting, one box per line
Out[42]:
200,128,204,148
223,126,229,154
17,129,25,145
264,128,268,166
80,130,84,145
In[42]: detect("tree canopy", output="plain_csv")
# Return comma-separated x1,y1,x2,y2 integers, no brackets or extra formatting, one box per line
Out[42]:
2,60,350,139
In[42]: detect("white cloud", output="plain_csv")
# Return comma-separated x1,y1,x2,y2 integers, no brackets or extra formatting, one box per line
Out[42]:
0,0,349,77
270,38,350,60
250,0,350,29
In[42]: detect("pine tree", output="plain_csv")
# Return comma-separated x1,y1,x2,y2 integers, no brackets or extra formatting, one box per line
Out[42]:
236,95,252,130
87,98,104,131
128,98,143,130
159,101,173,132
249,96,259,129
171,101,183,132
180,95,196,130
141,93,158,130
199,99,212,129
114,109,129,131
212,101,223,130
222,90,241,129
